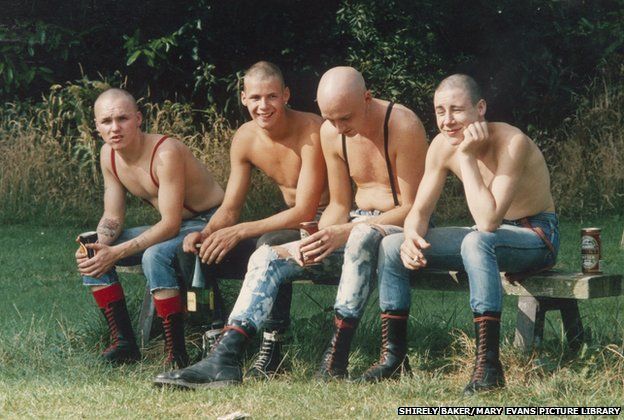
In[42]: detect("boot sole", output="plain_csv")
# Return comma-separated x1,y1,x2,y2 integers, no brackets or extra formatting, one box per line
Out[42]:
153,377,241,389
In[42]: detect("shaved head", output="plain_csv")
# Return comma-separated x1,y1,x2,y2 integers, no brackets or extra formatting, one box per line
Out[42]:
435,74,483,105
244,61,285,90
94,88,138,115
317,66,367,105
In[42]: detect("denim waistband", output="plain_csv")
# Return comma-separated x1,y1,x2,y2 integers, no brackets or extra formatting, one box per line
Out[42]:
349,208,383,222
502,211,558,227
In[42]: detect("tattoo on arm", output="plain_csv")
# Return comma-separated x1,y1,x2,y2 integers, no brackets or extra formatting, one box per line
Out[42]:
97,218,121,241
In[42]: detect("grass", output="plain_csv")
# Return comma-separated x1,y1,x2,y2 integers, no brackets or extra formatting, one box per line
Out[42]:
1,217,623,418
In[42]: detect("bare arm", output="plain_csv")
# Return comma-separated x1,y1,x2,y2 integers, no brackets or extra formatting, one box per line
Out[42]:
97,146,126,244
235,130,325,236
459,124,527,231
400,137,449,270
79,144,186,278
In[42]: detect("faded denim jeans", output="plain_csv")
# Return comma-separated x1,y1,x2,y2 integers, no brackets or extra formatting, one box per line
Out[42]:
378,212,559,314
82,208,216,292
228,210,402,330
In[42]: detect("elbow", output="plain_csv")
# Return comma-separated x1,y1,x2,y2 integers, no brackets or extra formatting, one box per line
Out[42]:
294,205,318,224
162,220,181,238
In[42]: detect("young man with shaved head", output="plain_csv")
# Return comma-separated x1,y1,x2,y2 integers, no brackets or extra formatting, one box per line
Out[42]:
155,66,428,388
375,74,558,394
153,61,327,383
75,88,224,368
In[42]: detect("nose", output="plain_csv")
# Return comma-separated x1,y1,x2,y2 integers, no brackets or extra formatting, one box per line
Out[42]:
111,119,121,131
442,112,454,126
259,98,269,109
334,120,347,134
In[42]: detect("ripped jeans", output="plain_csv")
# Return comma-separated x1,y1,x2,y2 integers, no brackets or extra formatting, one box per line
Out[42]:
228,210,402,330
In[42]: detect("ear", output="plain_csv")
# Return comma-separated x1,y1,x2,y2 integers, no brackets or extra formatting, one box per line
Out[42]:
364,90,372,104
136,111,143,126
283,87,291,104
477,99,487,119
241,90,248,106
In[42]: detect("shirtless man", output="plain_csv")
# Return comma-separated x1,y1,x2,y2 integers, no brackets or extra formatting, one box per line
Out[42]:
375,74,559,393
154,66,427,388
159,61,327,381
75,88,224,368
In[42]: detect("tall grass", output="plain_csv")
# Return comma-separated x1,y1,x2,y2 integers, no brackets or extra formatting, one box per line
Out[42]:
1,68,624,224
0,78,282,226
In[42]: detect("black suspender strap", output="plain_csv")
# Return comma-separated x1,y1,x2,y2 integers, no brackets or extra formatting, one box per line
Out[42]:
341,134,350,176
383,102,399,207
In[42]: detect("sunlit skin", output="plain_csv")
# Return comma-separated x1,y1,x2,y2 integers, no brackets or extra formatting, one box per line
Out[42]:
75,90,224,299
399,82,555,270
241,76,290,132
295,66,427,264
181,72,327,265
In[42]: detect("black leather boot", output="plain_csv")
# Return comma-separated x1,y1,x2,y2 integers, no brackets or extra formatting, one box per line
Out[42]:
244,330,285,379
100,299,141,364
463,312,505,395
317,313,359,380
162,312,189,369
359,311,411,382
153,320,255,389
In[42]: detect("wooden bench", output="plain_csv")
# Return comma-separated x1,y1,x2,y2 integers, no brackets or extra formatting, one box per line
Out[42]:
118,265,622,352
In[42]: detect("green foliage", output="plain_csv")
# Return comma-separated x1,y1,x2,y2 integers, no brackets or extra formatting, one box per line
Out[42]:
0,21,78,98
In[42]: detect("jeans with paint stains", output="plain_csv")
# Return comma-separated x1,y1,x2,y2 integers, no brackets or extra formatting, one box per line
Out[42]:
228,209,402,330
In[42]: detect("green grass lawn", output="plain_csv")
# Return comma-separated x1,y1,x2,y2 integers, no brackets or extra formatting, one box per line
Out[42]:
1,218,623,418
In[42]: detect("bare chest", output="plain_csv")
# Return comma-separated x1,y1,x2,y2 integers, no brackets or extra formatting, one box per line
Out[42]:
250,141,302,188
114,158,159,199
345,139,392,186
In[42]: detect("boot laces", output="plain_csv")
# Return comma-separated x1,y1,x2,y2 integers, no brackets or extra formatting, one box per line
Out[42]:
103,306,119,353
324,318,351,372
471,319,489,382
252,331,279,371
163,318,174,362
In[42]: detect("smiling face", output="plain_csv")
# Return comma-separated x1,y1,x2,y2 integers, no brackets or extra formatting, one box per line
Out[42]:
434,87,486,145
94,96,142,150
241,75,290,130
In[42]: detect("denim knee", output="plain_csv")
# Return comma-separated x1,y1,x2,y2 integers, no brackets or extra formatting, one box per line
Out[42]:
378,233,411,312
460,230,496,264
142,244,178,290
346,223,384,252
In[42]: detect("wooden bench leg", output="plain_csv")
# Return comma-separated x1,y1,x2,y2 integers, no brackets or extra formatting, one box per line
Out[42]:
514,296,584,352
514,296,546,351
137,281,155,349
557,298,584,351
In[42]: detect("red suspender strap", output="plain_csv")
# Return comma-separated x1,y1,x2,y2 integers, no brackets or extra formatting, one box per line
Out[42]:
149,135,169,187
110,148,120,181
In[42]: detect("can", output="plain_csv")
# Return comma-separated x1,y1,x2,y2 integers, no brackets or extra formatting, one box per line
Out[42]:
581,227,601,273
77,231,98,259
299,221,320,266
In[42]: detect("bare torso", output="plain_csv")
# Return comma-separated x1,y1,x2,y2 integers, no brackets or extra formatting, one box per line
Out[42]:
330,100,423,212
102,133,224,218
238,110,328,208
441,122,555,219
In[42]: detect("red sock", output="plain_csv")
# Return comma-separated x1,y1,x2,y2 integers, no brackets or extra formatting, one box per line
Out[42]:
154,295,183,320
92,283,124,308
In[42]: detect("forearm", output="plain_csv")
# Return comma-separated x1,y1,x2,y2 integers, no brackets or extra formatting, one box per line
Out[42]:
318,203,350,229
96,216,122,245
365,205,412,228
460,156,499,230
113,220,180,259
203,207,239,235
236,206,316,239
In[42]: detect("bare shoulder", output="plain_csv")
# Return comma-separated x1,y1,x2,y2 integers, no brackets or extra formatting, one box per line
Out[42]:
149,134,186,162
490,122,531,153
291,109,323,129
388,102,426,146
428,132,455,164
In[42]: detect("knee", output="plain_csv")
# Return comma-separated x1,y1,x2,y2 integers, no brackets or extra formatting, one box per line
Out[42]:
141,244,167,270
460,230,495,261
247,244,280,271
346,224,384,251
379,233,404,266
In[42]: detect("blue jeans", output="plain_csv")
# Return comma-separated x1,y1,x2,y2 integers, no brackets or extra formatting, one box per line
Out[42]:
82,209,216,292
228,210,398,330
378,212,559,314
